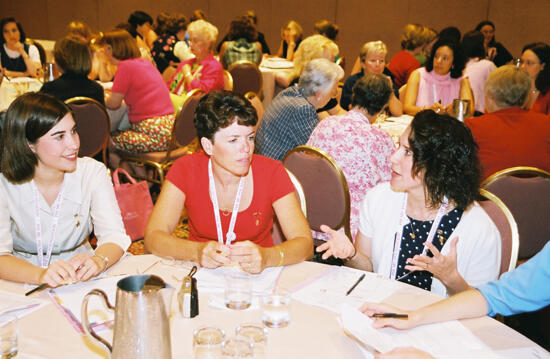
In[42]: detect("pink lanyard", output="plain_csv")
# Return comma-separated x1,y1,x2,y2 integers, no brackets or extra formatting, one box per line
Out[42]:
208,159,245,246
31,180,65,268
389,193,448,279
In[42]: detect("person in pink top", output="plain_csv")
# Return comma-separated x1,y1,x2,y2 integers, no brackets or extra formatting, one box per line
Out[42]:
307,74,395,246
100,30,175,153
404,39,474,116
169,20,224,95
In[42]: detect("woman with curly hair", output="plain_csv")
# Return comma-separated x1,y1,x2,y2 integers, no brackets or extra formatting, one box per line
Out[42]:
219,16,262,68
317,110,501,297
404,39,474,116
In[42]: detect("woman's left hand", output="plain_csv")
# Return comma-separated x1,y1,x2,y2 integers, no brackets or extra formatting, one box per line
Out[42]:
69,254,104,282
229,241,265,274
405,237,459,281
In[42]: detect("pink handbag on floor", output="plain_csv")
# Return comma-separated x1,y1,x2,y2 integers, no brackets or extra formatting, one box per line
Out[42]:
112,168,154,241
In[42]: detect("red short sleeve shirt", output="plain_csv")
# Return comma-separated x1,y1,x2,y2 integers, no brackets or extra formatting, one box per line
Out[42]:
166,153,295,247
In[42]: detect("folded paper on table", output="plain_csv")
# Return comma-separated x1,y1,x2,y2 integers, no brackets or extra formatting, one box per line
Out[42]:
291,266,400,314
340,304,501,358
0,290,49,318
194,266,282,294
260,58,294,69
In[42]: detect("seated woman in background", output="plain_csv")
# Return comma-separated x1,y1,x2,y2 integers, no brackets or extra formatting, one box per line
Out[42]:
387,24,425,89
275,20,302,61
317,110,501,297
462,31,496,115
219,16,262,68
67,20,93,43
151,13,188,75
128,10,157,50
520,42,550,115
99,30,174,152
0,93,130,287
341,41,402,116
314,19,339,41
475,20,513,67
404,39,474,116
40,36,105,105
307,74,395,250
145,91,312,273
169,20,224,95
0,17,41,78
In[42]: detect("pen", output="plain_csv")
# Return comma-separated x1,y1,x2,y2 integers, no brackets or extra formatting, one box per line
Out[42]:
25,283,48,296
372,313,409,319
346,273,365,296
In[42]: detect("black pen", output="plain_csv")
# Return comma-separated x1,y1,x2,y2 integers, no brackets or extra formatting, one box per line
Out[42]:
25,283,48,296
346,273,365,296
372,313,409,319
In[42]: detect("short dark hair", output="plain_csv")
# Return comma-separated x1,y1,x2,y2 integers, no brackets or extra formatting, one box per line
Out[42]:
408,110,480,210
194,91,257,144
0,17,26,45
425,39,466,79
314,20,339,41
54,36,92,76
228,16,257,42
128,11,153,28
462,31,486,60
1,93,72,183
351,74,391,116
522,42,550,94
475,20,496,46
438,26,461,44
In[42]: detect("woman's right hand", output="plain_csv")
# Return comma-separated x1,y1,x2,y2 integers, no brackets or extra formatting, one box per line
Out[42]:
39,260,78,287
315,224,355,259
359,302,415,330
200,241,231,268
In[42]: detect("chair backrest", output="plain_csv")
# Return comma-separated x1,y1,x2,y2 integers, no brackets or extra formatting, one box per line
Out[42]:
65,96,110,165
244,91,265,124
271,169,307,245
336,56,345,72
223,70,234,91
283,145,351,239
27,39,47,65
478,189,519,276
171,89,204,149
482,166,550,259
228,60,263,96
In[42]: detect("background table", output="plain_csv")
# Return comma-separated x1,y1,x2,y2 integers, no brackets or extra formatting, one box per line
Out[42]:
259,57,293,110
0,77,43,112
1,255,547,358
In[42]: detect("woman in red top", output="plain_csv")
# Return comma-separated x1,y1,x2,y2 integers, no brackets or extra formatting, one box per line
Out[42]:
144,91,312,273
520,42,550,115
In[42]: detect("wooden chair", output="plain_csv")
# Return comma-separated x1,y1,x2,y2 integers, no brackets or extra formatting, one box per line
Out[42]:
228,60,263,96
482,166,550,261
65,97,110,166
117,90,204,185
478,188,519,276
271,169,307,245
244,91,264,124
223,70,234,91
27,39,47,65
283,145,351,239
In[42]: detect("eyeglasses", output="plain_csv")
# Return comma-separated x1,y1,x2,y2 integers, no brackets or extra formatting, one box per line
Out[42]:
516,58,540,67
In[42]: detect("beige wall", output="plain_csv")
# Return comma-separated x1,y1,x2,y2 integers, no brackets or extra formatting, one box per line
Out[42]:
2,0,549,75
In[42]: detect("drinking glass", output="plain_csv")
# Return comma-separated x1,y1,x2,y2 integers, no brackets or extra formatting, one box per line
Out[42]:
222,336,253,358
235,323,267,359
261,290,291,328
0,315,18,359
224,272,252,310
193,326,225,359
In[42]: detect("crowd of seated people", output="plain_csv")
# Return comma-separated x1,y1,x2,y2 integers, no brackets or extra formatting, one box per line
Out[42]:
1,11,549,350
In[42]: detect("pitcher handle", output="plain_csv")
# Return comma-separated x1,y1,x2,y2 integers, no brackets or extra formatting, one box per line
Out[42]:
81,289,115,357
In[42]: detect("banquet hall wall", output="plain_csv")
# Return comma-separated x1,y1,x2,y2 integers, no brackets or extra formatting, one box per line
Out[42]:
1,0,548,76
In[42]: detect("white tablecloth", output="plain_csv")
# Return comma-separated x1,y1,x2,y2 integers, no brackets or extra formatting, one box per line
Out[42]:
0,77,43,112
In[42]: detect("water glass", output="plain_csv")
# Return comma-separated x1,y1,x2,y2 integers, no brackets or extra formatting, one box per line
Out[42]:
193,326,225,359
222,336,253,358
261,290,291,328
224,272,252,310
0,315,18,359
235,323,267,359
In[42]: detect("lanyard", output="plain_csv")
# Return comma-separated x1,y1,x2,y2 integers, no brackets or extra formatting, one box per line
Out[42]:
208,159,245,246
389,193,448,279
31,180,65,268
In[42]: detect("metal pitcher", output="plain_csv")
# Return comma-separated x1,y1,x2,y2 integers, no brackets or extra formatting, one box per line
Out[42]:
81,275,173,359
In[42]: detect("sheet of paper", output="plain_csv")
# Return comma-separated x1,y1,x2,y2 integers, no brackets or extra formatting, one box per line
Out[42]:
340,304,502,359
291,266,400,314
194,266,283,294
497,346,550,359
0,290,49,318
